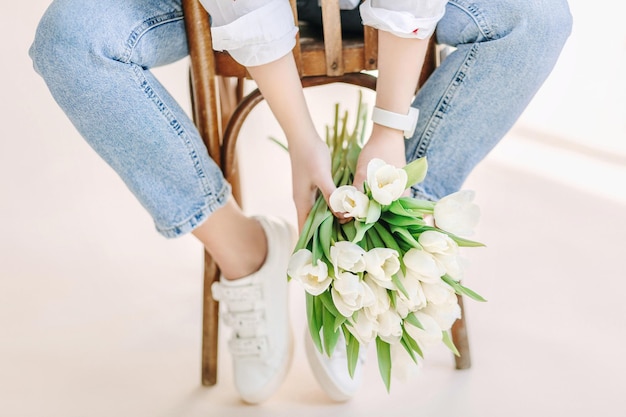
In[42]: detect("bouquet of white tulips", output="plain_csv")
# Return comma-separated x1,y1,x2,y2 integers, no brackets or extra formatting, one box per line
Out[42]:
286,97,485,391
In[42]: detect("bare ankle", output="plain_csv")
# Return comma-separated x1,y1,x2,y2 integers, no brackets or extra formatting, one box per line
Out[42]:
220,218,267,280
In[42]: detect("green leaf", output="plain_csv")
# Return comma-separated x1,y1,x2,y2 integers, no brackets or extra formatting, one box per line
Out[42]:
342,220,357,242
442,330,460,357
448,235,485,248
344,328,361,379
403,157,428,187
365,233,375,252
332,166,347,187
373,223,402,253
334,313,348,332
398,196,436,213
367,225,385,248
306,293,323,353
267,136,289,152
391,273,410,300
365,200,382,224
414,224,484,247
388,200,416,217
381,212,425,227
441,275,487,302
319,290,344,318
346,138,362,177
323,306,340,356
314,294,324,331
388,289,397,309
353,220,375,244
403,312,424,330
390,225,422,249
399,334,418,364
294,196,328,251
376,337,392,392
318,214,335,262
312,226,322,264
402,327,424,358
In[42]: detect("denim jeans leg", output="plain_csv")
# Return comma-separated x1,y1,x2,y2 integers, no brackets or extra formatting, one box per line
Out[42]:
29,0,230,237
406,0,573,201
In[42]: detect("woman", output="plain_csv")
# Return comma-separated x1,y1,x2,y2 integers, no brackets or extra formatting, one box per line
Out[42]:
29,0,572,404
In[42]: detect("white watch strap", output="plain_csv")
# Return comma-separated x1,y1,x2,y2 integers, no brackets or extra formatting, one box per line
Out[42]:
371,106,420,139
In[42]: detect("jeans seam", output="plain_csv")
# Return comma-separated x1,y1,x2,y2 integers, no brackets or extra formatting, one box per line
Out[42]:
447,0,496,41
118,11,185,64
410,42,479,162
131,64,217,203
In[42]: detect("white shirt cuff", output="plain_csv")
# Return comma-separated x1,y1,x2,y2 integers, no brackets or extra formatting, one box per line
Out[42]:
210,0,298,67
360,0,448,39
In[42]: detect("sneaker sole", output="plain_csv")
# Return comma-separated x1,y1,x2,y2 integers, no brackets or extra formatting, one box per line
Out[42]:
304,330,356,402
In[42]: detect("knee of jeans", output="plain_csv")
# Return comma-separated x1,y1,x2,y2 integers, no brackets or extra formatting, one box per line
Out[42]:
440,0,572,53
29,0,131,79
495,0,573,50
31,1,94,78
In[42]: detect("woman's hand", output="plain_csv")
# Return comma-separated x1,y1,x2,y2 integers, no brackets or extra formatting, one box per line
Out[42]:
289,136,337,231
353,124,407,192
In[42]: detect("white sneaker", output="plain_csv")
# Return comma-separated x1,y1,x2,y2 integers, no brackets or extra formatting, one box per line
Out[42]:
304,329,366,402
211,216,296,404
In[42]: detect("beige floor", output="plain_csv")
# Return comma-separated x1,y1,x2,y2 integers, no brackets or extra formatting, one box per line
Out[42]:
2,2,626,416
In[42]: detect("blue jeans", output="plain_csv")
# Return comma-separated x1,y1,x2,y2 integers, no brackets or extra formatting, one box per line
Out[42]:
29,0,572,238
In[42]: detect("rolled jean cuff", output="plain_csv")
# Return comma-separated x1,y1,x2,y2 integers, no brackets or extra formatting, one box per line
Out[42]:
360,0,445,39
210,0,298,67
156,183,231,238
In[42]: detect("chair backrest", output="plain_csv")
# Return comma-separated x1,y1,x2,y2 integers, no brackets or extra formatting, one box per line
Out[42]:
183,0,378,79
182,0,436,177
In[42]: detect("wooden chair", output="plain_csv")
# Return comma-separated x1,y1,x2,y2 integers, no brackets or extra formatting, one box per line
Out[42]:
181,0,470,387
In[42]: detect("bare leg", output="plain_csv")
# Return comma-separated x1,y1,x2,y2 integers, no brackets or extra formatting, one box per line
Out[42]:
192,198,267,280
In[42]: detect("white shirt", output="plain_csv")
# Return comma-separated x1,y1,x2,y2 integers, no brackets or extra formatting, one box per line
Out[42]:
200,0,448,67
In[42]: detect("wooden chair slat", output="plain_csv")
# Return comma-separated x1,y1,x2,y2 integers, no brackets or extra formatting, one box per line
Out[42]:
320,0,344,76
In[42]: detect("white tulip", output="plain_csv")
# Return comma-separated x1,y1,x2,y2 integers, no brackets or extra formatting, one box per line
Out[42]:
363,277,391,317
348,310,378,345
390,341,421,382
376,309,403,344
364,247,400,290
331,271,376,317
422,295,461,331
403,248,445,284
394,269,427,318
418,231,464,279
421,281,456,305
329,185,370,221
418,230,458,256
404,311,442,348
436,253,464,281
433,190,480,237
366,158,408,205
287,249,332,296
330,241,367,274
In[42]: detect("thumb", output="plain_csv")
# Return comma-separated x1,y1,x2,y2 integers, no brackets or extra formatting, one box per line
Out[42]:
295,187,316,233
316,175,337,211
353,161,367,192
295,176,337,232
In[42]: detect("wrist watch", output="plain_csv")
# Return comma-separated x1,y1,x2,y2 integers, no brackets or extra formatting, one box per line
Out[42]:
371,106,420,139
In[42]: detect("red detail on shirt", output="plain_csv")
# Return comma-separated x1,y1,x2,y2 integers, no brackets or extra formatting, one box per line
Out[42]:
412,28,419,34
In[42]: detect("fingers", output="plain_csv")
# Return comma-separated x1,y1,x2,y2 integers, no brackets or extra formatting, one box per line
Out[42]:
352,166,367,192
295,174,343,231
